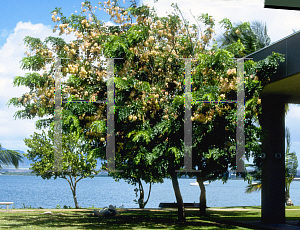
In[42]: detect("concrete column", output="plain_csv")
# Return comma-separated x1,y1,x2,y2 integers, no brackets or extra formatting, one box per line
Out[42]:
261,95,286,224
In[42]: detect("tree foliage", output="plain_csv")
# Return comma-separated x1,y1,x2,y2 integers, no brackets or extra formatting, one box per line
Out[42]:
23,112,99,208
8,0,285,220
217,20,271,57
285,127,298,205
0,143,24,169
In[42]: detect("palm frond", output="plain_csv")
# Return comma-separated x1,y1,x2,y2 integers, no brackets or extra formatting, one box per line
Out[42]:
245,182,262,194
0,146,24,169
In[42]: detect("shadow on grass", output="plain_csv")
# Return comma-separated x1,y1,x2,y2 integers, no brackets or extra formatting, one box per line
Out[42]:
0,210,251,229
206,209,261,222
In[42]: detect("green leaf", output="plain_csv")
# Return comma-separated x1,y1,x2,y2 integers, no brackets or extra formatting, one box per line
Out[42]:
167,147,181,159
128,130,151,144
90,120,106,134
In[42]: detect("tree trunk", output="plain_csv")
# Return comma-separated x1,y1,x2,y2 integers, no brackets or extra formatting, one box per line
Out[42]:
197,175,206,216
138,180,152,208
138,179,145,208
285,190,294,206
170,172,186,223
65,176,80,209
144,182,152,208
71,187,80,209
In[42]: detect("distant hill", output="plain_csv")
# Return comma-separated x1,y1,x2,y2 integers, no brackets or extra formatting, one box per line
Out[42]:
0,148,104,173
3,148,300,176
14,150,34,168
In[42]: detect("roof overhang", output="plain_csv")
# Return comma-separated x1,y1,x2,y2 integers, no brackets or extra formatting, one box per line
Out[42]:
265,0,300,11
246,31,300,103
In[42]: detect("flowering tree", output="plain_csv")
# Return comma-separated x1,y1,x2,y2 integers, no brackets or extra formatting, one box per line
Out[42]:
8,0,285,222
188,14,284,215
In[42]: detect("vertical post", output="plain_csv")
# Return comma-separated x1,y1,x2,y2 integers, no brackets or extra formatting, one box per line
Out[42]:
261,95,285,224
236,58,245,172
53,57,121,173
175,58,205,173
184,58,192,171
54,57,62,172
106,58,116,172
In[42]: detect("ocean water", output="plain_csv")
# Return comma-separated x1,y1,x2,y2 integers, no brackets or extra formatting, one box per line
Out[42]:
0,175,297,209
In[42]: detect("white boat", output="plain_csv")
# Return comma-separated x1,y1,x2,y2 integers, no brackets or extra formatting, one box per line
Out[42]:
190,181,209,186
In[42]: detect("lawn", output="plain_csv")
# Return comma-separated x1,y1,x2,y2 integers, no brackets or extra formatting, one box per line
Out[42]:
0,207,299,229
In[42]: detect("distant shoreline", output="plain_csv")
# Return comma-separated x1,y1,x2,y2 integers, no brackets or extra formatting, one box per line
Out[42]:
0,169,109,177
0,172,110,177
2,171,300,181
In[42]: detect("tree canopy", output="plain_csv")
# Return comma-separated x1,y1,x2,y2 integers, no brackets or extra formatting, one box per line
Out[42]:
24,112,100,208
217,20,271,57
8,0,285,222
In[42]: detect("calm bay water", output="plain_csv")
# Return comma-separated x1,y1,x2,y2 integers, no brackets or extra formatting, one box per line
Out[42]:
0,175,299,209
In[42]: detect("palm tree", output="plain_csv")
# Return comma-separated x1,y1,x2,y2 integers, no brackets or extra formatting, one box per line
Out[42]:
217,20,271,57
245,128,298,206
285,128,298,205
245,181,261,194
0,143,24,169
250,21,271,49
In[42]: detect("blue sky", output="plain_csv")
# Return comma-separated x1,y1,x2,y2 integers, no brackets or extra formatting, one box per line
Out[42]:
0,0,120,48
1,0,300,168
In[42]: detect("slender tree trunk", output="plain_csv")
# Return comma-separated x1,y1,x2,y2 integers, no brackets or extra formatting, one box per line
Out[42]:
138,179,145,208
65,176,80,209
144,182,152,207
197,175,206,216
71,186,79,209
170,171,186,223
287,183,291,200
138,180,152,208
285,185,294,206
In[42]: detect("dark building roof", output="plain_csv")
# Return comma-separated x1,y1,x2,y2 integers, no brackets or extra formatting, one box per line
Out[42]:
246,30,300,103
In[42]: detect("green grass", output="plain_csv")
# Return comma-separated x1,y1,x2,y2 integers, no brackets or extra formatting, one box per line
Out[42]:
214,205,300,210
285,205,300,209
212,206,261,210
0,206,299,229
209,206,300,220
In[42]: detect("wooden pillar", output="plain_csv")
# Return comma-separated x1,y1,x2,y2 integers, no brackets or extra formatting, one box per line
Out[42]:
261,95,286,224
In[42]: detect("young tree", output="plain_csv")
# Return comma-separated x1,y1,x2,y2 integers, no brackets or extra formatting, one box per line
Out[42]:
285,128,298,206
24,113,99,209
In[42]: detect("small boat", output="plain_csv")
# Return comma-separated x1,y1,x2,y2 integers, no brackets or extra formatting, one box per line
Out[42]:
190,181,209,186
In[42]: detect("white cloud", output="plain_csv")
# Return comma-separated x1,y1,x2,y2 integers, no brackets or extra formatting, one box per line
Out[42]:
141,0,300,44
0,21,74,151
0,19,119,152
105,21,116,27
